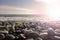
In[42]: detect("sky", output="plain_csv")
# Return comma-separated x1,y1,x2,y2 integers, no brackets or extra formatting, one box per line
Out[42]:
0,0,36,14
0,0,60,21
0,0,47,15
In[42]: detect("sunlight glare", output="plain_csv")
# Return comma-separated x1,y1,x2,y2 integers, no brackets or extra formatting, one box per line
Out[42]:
35,0,58,4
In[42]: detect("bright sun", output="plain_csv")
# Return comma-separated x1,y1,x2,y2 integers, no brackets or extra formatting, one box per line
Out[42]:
35,0,60,21
46,5,60,21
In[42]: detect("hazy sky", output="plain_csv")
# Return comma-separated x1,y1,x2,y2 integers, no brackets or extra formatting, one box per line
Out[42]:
0,0,36,8
0,0,60,17
0,0,47,15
